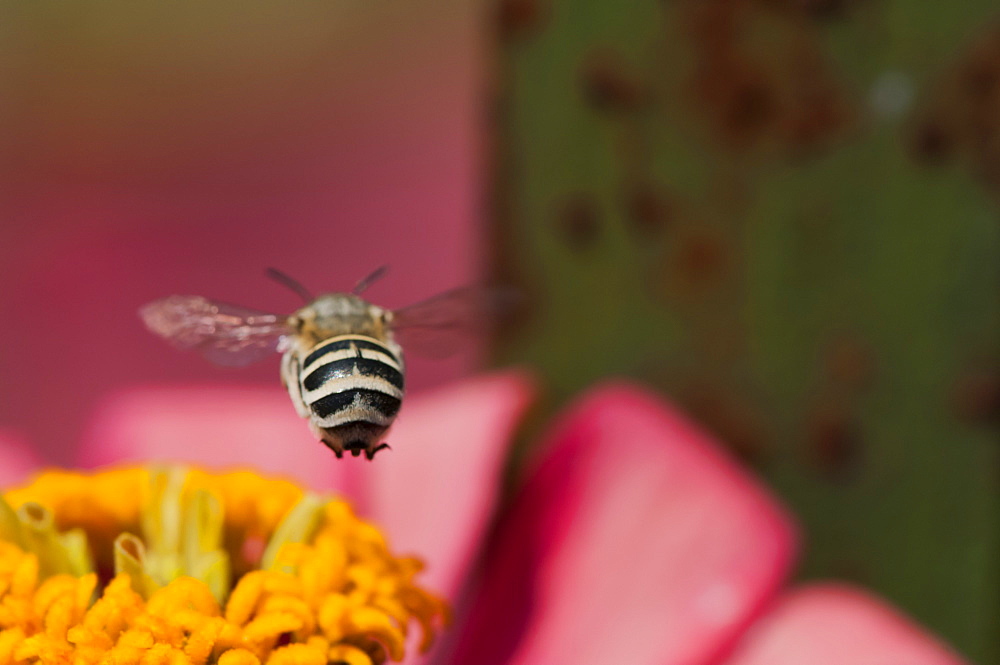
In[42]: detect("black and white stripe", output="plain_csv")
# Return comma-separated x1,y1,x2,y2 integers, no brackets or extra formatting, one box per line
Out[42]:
299,335,404,428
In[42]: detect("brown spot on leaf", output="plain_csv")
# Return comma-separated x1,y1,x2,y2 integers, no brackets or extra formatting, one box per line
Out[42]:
952,368,1000,426
961,54,1000,103
728,78,777,142
554,193,601,251
807,405,863,482
624,182,675,237
910,22,1000,194
799,0,855,19
691,56,778,151
673,226,732,291
497,0,545,40
757,0,869,20
804,0,866,20
825,335,876,390
680,0,855,156
580,50,646,113
910,121,953,165
786,78,853,156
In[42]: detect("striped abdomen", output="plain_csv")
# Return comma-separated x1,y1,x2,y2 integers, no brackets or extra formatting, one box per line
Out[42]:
297,335,405,434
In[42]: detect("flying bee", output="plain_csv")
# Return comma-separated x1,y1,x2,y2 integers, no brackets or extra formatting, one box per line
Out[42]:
139,267,509,460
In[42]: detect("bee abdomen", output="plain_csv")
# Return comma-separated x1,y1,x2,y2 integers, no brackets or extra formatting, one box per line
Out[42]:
311,389,401,421
302,357,402,392
299,335,404,429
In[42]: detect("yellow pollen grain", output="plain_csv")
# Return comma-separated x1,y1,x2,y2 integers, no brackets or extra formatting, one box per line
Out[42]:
218,648,260,665
1,468,446,665
326,644,373,665
266,643,326,665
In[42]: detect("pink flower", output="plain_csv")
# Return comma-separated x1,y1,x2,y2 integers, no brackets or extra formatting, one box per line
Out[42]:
0,373,967,665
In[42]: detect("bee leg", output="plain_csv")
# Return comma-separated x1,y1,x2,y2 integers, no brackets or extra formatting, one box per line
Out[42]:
332,447,343,459
366,443,391,461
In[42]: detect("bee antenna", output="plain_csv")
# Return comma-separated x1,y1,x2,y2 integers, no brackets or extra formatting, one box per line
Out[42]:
352,265,390,295
266,268,314,303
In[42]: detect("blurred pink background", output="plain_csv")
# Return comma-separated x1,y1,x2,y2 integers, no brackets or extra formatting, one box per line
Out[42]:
0,2,487,462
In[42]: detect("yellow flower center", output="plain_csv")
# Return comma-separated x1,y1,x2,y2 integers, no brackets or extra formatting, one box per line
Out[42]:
0,467,447,665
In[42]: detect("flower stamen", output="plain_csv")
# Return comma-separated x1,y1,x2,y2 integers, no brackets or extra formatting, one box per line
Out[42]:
0,467,446,665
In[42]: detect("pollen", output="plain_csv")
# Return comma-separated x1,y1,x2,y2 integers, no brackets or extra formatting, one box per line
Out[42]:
0,468,447,665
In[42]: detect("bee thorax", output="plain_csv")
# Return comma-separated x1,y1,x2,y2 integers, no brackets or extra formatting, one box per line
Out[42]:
295,293,389,340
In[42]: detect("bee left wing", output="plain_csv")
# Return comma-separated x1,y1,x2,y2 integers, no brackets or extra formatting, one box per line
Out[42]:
139,295,293,366
388,286,520,358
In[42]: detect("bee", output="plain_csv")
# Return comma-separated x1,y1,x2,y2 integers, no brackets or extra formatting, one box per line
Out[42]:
140,267,507,460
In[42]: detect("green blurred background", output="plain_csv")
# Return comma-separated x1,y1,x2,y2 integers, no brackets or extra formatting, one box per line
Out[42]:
490,1,998,661
1,1,997,661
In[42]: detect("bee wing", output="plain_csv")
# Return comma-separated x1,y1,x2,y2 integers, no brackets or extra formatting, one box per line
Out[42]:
389,286,519,358
139,295,293,367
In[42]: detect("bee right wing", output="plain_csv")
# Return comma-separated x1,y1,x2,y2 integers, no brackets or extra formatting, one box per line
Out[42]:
388,286,520,358
139,295,293,367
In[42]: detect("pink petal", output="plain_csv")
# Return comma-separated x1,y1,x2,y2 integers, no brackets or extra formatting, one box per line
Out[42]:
350,370,534,600
724,584,968,665
78,385,351,492
0,428,41,488
447,383,797,665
